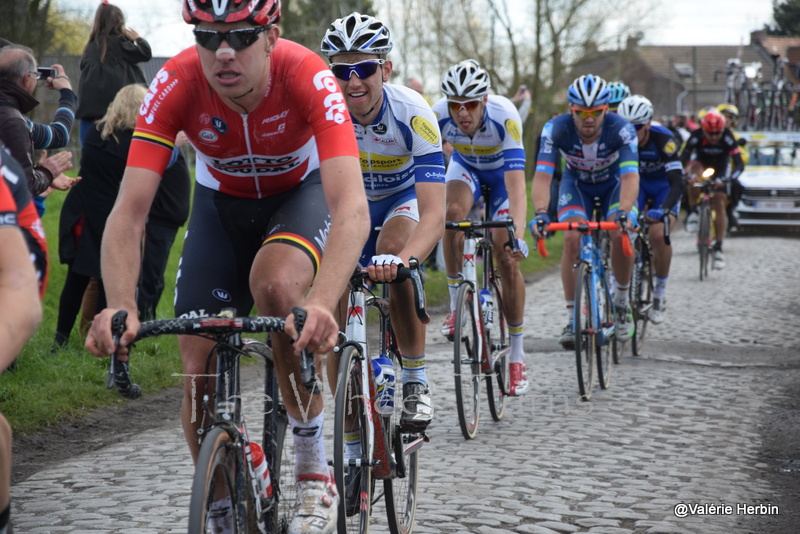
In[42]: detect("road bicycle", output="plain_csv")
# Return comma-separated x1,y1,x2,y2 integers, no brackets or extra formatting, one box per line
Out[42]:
690,168,721,281
536,220,631,400
331,258,429,534
628,211,670,357
108,308,317,533
445,214,517,439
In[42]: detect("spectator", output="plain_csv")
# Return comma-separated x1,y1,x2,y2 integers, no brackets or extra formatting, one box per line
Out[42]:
76,1,151,145
512,84,533,120
0,44,75,197
404,76,433,106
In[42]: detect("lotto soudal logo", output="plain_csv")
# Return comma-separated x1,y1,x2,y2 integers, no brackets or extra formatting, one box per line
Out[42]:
212,289,232,302
312,70,347,124
212,117,227,134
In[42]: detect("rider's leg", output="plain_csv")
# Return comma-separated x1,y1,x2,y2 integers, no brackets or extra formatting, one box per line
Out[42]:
712,190,728,247
443,180,475,309
492,227,525,361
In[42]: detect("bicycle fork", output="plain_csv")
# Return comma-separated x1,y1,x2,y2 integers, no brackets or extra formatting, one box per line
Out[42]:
461,236,492,374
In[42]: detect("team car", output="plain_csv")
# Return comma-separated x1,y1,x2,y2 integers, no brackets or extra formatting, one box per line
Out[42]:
734,131,800,228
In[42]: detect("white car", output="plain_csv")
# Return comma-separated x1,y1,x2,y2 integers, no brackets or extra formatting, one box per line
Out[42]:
734,131,800,228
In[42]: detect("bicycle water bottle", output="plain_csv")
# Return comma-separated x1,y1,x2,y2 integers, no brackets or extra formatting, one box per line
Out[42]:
372,355,395,413
479,289,494,330
249,441,274,504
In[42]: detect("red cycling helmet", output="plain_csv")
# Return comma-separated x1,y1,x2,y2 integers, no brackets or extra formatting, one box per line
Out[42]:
183,0,281,26
701,109,725,134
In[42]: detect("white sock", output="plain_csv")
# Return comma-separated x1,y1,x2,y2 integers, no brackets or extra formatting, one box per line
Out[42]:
447,276,462,311
565,301,574,324
289,412,329,480
614,281,630,309
509,322,524,364
654,275,668,299
345,428,361,460
401,354,428,387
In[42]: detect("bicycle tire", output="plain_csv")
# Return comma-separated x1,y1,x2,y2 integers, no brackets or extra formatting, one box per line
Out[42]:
384,373,419,534
188,426,243,534
485,275,509,422
453,282,481,439
333,345,371,534
261,356,293,534
574,263,595,401
698,203,711,281
596,270,614,390
631,239,653,357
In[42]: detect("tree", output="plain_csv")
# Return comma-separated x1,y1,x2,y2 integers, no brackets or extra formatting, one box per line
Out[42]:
0,0,91,56
767,0,800,36
281,0,376,51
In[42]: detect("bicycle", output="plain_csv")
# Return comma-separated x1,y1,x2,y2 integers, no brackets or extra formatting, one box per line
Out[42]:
536,220,631,400
628,211,671,357
690,168,721,281
107,308,317,533
444,214,517,439
331,258,429,534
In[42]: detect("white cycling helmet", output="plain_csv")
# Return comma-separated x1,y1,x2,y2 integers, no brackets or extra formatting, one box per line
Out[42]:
617,95,654,124
567,74,610,107
320,12,393,57
441,59,491,98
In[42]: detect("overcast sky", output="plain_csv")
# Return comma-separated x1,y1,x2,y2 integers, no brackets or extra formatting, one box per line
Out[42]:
66,0,775,57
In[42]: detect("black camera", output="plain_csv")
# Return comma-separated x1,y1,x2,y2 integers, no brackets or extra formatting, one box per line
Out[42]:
36,67,57,80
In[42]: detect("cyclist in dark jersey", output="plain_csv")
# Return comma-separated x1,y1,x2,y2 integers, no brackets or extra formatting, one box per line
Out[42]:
680,109,744,270
618,95,683,324
85,2,369,532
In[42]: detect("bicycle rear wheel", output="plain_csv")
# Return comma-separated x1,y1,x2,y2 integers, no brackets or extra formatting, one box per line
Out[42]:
332,345,371,534
188,426,244,534
698,204,711,281
453,282,481,439
596,271,614,390
485,276,509,422
574,263,595,401
631,239,653,357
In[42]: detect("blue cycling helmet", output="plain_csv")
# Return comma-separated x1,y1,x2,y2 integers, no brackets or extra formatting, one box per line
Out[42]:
607,81,631,106
567,74,610,107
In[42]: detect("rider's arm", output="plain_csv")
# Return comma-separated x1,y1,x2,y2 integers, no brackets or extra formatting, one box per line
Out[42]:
404,151,446,263
505,168,527,231
617,125,640,215
729,150,745,180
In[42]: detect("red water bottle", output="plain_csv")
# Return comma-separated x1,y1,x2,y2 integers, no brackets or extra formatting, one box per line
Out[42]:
249,441,273,501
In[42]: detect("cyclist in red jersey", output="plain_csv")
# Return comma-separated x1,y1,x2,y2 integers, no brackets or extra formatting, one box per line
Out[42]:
84,2,369,533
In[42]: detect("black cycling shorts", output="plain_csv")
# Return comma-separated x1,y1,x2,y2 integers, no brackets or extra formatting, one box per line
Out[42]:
174,170,329,318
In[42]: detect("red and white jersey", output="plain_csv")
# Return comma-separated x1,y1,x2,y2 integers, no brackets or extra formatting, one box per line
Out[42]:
129,39,359,199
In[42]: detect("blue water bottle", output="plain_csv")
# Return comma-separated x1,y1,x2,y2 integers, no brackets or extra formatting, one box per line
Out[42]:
479,289,494,330
372,355,395,414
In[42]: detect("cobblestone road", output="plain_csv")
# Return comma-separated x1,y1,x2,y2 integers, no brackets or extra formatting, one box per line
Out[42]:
11,230,800,533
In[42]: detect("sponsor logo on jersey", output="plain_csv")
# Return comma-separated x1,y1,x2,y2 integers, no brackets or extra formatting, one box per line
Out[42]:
373,123,387,135
141,68,176,124
179,309,210,319
411,116,439,144
212,116,227,134
0,213,16,226
312,70,347,124
663,139,678,155
212,289,232,302
505,119,522,143
199,129,218,143
359,153,409,172
451,144,500,156
210,155,301,174
262,110,289,124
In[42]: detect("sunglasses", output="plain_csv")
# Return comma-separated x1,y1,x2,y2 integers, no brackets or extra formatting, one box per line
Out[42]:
193,26,268,51
447,99,483,113
571,106,607,119
634,123,646,131
329,60,386,81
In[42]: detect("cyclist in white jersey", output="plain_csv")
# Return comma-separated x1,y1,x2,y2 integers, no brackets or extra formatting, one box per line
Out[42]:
432,59,530,396
320,13,445,438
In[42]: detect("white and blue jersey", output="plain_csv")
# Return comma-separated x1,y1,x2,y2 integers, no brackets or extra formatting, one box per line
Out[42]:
353,83,446,265
636,124,684,215
536,112,639,220
432,95,525,219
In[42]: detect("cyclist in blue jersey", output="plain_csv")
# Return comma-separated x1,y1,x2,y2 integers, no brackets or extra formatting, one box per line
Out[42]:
618,95,684,324
529,74,640,349
432,59,530,396
607,81,630,113
320,13,445,435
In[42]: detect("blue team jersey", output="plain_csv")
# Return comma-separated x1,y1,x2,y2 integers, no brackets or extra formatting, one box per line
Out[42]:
637,124,683,182
536,112,639,183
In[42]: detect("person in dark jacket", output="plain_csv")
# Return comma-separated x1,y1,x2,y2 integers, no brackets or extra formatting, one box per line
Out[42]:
76,1,151,145
54,84,189,349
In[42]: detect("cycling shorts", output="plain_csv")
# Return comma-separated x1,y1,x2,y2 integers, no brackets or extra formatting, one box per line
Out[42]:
360,189,418,267
446,158,511,220
174,170,329,318
558,175,630,221
638,179,682,216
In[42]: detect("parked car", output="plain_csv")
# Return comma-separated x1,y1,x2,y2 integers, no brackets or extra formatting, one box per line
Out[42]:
734,131,800,228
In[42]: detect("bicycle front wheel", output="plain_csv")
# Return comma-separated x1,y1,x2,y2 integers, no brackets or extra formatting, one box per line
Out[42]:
631,240,654,357
188,426,244,534
698,204,711,281
262,357,293,534
596,271,614,390
453,282,481,439
485,277,509,422
333,345,371,534
574,264,595,401
384,425,419,534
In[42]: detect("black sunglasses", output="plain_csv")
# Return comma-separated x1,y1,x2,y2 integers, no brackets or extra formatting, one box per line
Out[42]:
329,60,386,81
193,26,268,51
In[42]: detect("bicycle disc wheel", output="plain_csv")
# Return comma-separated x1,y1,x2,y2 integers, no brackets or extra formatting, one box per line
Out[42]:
188,426,243,534
333,345,371,534
631,241,653,357
486,277,509,422
596,271,614,390
698,205,711,281
261,357,293,534
574,264,595,401
453,282,481,439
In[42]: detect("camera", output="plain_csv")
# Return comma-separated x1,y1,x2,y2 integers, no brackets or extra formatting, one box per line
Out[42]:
36,67,57,80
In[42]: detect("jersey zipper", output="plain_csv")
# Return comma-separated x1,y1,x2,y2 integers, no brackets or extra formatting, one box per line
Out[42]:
241,114,263,198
